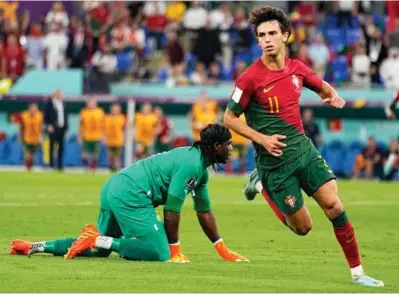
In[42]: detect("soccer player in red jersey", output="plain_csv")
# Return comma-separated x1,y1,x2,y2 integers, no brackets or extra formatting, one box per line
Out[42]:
224,6,383,287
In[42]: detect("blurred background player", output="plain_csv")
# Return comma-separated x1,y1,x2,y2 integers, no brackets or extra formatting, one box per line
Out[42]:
105,103,125,172
134,102,157,159
79,97,105,172
44,89,68,171
20,103,43,171
225,6,383,287
153,106,173,154
226,114,249,174
190,91,219,142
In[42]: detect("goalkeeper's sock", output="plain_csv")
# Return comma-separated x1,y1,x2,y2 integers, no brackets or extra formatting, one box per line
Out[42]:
95,236,162,261
41,238,76,256
331,211,362,275
260,188,287,224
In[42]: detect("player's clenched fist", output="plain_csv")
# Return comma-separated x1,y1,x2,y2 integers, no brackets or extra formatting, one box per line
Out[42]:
167,242,190,263
259,134,287,157
214,239,249,262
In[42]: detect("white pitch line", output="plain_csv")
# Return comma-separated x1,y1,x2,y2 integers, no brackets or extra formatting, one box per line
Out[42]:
0,200,397,207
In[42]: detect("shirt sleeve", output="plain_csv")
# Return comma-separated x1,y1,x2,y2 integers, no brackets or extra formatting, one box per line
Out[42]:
168,163,199,200
298,61,323,93
164,194,185,213
192,171,211,212
227,70,254,115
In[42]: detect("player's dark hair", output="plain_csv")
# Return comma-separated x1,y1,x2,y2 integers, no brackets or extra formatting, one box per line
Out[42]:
192,124,231,170
248,6,291,39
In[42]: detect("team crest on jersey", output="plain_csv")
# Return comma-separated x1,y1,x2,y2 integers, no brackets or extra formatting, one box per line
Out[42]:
284,195,296,208
292,75,300,89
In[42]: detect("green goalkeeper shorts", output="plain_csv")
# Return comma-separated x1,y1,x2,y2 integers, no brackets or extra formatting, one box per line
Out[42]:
258,146,336,215
96,174,169,258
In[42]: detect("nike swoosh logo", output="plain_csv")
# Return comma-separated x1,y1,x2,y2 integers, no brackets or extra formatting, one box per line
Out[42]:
263,85,275,93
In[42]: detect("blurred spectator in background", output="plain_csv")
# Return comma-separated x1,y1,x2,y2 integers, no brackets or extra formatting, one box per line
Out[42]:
296,42,312,68
351,44,371,88
207,62,222,85
388,19,399,50
24,23,45,69
209,2,233,29
90,44,117,93
192,17,221,68
79,97,105,172
232,7,252,63
216,3,233,72
190,91,218,142
363,15,388,84
105,103,125,172
20,103,43,171
129,22,146,53
144,1,167,52
44,23,68,69
110,18,131,52
44,89,68,171
165,29,184,66
190,62,208,85
154,106,173,154
302,108,322,149
308,34,329,78
183,1,208,51
353,136,384,180
66,23,89,68
383,138,399,181
45,1,69,32
166,62,189,87
335,0,358,28
137,56,153,81
3,34,25,81
233,60,247,81
19,10,30,37
165,1,186,26
135,102,158,159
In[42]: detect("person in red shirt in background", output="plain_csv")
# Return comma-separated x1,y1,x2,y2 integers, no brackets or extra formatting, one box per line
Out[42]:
154,106,173,154
3,34,25,81
144,1,168,52
296,42,313,68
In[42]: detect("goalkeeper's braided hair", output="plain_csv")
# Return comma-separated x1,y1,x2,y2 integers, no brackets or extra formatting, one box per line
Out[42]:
192,124,231,170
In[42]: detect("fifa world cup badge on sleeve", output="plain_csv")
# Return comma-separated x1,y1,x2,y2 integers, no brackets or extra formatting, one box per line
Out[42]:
284,195,296,208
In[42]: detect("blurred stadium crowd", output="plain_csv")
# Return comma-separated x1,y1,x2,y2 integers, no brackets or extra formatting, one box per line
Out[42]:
1,1,399,88
0,1,397,180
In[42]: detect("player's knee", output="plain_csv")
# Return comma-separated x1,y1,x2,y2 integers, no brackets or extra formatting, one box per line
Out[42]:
157,249,170,262
295,223,312,236
325,199,344,219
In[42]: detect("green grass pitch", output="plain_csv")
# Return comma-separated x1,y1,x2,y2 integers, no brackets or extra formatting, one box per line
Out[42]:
0,171,398,292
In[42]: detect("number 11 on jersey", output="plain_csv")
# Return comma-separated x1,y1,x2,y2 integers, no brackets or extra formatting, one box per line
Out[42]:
268,96,280,113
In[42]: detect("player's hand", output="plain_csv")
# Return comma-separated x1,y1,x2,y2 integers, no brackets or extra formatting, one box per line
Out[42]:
260,134,286,157
167,242,190,263
322,95,346,108
214,239,249,262
47,125,54,134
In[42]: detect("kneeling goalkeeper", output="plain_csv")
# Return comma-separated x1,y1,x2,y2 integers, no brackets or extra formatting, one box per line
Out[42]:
10,124,248,263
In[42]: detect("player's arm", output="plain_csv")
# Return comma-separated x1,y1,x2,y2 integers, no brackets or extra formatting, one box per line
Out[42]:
223,73,286,157
193,181,248,262
19,116,24,143
386,94,399,119
300,62,345,108
78,112,84,144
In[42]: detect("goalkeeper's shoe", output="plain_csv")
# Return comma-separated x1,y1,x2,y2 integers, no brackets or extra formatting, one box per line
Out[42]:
352,275,384,287
64,224,100,260
243,169,260,201
10,239,32,255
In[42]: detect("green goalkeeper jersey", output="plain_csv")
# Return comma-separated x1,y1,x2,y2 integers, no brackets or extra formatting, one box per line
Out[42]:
120,146,210,211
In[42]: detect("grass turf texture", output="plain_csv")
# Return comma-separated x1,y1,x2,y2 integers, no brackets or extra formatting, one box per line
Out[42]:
0,171,397,293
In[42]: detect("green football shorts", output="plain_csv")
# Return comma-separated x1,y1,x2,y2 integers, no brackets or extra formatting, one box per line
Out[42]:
258,146,336,215
23,142,39,154
83,140,101,154
96,173,169,258
108,146,122,157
